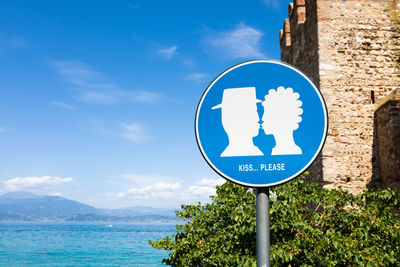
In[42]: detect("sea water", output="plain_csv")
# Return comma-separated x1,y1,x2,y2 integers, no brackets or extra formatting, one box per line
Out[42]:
0,222,176,266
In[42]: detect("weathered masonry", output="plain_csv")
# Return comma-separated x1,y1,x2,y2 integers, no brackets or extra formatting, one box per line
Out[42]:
280,0,400,193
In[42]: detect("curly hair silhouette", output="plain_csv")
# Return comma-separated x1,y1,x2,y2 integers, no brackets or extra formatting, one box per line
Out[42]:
262,86,303,155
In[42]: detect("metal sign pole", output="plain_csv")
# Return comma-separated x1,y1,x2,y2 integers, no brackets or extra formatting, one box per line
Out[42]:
256,187,270,267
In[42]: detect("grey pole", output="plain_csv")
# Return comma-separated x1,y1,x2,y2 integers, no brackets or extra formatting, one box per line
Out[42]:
256,187,270,267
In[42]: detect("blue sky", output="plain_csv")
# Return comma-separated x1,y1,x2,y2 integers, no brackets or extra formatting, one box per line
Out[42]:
0,0,292,208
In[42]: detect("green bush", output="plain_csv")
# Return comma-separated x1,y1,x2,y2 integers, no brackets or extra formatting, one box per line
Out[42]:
150,173,400,266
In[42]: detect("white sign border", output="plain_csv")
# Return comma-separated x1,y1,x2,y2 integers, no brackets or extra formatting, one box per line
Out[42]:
195,59,329,188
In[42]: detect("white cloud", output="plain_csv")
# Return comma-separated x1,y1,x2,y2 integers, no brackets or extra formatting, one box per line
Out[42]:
188,178,225,196
263,0,281,8
117,192,126,198
204,23,265,59
106,174,182,201
122,173,176,184
196,178,226,187
105,174,224,207
3,176,73,191
153,182,181,191
157,45,178,60
119,121,149,142
188,185,215,196
116,182,181,199
127,186,152,194
50,60,163,104
186,73,207,83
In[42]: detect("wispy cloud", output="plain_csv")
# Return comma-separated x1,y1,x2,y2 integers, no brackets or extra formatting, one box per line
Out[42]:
182,59,196,68
3,176,73,191
157,45,178,60
133,90,162,103
51,101,77,109
186,73,207,83
119,121,149,142
50,60,163,104
50,60,120,104
50,60,107,88
0,126,9,133
79,90,120,104
262,0,281,8
0,35,28,49
204,23,265,59
127,4,139,9
87,120,151,144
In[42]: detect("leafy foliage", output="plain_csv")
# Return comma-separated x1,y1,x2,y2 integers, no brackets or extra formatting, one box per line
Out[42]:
150,173,400,266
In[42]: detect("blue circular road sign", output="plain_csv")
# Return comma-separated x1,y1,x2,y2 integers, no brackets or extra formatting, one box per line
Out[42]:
195,60,328,187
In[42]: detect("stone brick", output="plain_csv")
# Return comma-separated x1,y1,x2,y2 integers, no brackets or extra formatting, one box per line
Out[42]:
279,0,400,194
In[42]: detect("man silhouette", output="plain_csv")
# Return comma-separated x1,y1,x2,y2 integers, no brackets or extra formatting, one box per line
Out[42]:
212,87,263,157
261,86,303,155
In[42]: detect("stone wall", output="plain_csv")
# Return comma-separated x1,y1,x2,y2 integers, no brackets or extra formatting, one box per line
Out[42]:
280,0,400,193
280,0,323,183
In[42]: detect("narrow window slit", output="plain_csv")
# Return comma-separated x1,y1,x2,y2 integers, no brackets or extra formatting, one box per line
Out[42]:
371,90,375,104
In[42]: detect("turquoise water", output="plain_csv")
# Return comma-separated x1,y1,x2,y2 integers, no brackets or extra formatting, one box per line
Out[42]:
0,222,175,266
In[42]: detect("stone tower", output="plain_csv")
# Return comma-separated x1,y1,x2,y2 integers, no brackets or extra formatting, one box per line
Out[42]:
280,0,400,193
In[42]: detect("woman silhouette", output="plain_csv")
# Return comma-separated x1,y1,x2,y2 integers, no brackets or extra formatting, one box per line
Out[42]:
261,86,303,155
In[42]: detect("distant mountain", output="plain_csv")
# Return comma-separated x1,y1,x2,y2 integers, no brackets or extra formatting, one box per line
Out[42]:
99,206,176,217
0,192,179,222
66,214,179,223
0,191,97,218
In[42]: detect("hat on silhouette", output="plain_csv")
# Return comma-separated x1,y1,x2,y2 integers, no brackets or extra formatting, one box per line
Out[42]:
212,87,261,110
